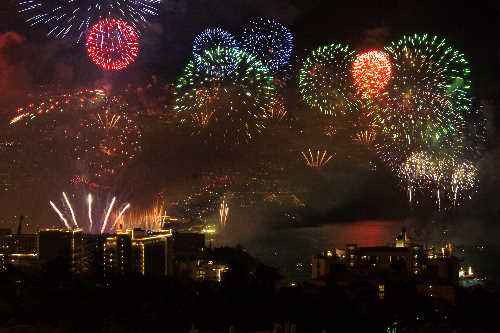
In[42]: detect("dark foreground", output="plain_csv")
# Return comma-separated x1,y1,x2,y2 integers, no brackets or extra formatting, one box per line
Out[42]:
0,247,499,333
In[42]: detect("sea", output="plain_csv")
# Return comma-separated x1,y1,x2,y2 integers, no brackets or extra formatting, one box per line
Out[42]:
236,220,500,284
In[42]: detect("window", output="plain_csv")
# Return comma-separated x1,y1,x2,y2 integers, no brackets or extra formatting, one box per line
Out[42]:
378,285,385,300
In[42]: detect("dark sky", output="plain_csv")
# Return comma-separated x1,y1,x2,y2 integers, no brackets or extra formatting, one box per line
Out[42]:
2,0,499,96
0,0,499,234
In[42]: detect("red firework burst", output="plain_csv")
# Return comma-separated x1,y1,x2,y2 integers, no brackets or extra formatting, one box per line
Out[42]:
86,18,139,71
352,50,392,99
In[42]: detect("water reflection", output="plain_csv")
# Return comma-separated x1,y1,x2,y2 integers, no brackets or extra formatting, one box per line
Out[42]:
242,220,403,281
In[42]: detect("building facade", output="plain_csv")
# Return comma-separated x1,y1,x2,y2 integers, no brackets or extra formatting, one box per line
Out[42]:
38,229,84,273
104,229,172,278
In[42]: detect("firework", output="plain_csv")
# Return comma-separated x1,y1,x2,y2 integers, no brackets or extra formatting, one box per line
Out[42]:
376,34,471,146
193,28,240,77
110,203,130,230
462,98,487,160
451,161,478,206
427,157,448,210
175,49,276,144
87,194,93,233
86,18,139,71
265,98,287,122
63,192,78,228
241,17,293,75
323,119,337,137
219,199,229,229
398,151,435,203
9,89,106,125
18,0,159,42
49,192,130,234
70,175,90,186
49,201,71,230
72,96,142,185
301,149,333,168
96,112,121,129
190,111,214,128
299,43,358,117
353,110,379,146
396,151,478,208
122,201,173,231
354,130,377,146
11,91,142,187
200,169,235,189
352,50,392,99
101,196,116,234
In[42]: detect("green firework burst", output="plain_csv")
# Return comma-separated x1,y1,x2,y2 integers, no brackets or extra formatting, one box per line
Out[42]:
174,48,276,144
299,43,358,117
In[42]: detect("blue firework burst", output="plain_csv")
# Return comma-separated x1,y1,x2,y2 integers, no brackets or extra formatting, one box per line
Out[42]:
241,17,293,76
192,28,240,78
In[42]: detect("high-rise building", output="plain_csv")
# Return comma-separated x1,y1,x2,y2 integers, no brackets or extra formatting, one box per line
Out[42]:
38,229,84,273
104,232,134,277
81,234,106,275
104,229,172,278
0,229,12,254
172,232,205,260
133,233,171,277
6,234,38,254
0,229,38,272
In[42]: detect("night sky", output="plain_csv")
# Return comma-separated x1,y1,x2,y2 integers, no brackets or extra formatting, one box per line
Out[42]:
0,0,499,238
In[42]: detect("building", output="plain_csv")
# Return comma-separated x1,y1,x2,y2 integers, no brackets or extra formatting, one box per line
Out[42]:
0,227,37,256
81,234,106,275
4,253,40,273
104,232,135,277
134,231,171,277
0,228,11,238
0,254,6,272
0,230,39,273
2,234,38,255
314,243,425,279
172,232,205,260
311,228,460,307
169,232,207,277
194,260,228,282
312,251,342,279
0,221,37,272
104,228,172,278
38,229,84,273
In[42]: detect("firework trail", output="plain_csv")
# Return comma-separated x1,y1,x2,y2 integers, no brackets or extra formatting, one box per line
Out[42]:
18,0,159,42
101,197,116,235
354,130,377,146
49,201,71,230
219,199,229,229
49,193,129,234
111,203,131,230
301,149,333,168
122,201,170,231
62,192,78,228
